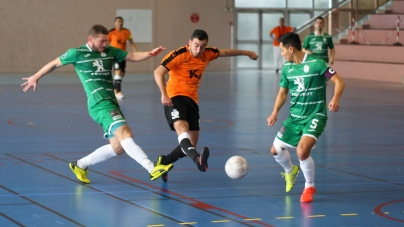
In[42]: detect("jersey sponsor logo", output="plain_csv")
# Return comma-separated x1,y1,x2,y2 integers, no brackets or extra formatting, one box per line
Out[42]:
93,60,106,72
171,109,180,120
294,77,306,92
109,110,123,121
101,52,107,57
291,91,313,97
303,65,310,73
277,126,285,138
288,69,294,73
315,42,322,50
189,69,201,80
84,54,91,57
323,38,327,42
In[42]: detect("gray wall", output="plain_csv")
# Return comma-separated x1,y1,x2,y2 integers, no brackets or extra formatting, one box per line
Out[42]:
0,0,234,73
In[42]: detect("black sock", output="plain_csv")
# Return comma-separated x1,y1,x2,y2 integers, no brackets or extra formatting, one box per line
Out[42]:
162,145,187,164
114,79,122,92
179,138,199,161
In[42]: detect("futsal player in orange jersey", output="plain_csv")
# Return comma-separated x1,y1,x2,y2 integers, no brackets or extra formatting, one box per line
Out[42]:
154,29,258,181
108,17,137,99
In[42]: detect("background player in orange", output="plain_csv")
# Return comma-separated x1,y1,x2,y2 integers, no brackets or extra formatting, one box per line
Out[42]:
154,29,258,181
270,18,294,73
108,16,138,99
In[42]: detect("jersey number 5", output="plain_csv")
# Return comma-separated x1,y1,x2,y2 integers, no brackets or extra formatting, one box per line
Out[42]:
310,119,319,130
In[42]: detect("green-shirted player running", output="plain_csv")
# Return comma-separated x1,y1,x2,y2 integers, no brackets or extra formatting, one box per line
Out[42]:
21,24,173,183
267,32,344,203
302,16,335,65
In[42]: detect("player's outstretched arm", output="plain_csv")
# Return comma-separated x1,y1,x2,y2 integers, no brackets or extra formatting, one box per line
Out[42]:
125,46,166,62
328,74,345,112
267,87,288,127
218,49,258,60
21,58,63,92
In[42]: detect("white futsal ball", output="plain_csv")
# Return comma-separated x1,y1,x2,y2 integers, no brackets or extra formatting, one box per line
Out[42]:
225,156,248,179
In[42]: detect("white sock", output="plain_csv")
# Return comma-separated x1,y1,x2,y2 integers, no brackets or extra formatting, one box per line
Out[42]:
77,144,117,169
300,156,315,188
273,149,293,174
114,75,123,80
121,138,154,173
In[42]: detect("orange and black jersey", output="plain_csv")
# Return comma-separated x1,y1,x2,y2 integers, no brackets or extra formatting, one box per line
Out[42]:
108,28,133,50
161,45,219,104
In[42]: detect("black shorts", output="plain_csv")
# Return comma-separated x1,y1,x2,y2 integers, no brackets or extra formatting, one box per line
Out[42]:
164,96,200,131
114,60,127,72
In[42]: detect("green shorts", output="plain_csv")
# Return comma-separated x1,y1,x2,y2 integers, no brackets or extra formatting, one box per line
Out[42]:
276,114,327,147
88,100,126,138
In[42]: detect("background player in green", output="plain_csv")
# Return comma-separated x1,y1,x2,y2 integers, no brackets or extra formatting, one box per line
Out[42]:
21,24,172,183
267,32,344,203
302,16,335,65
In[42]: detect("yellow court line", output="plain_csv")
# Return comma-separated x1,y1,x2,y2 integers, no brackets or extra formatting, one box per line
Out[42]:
308,214,325,218
212,220,230,223
276,216,294,219
179,222,197,225
384,212,390,214
341,213,358,216
244,218,262,221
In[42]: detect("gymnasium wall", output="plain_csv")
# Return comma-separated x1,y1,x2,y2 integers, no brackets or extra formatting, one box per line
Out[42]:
0,0,234,73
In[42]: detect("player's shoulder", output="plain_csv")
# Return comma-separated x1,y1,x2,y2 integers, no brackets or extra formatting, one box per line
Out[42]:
204,47,219,54
162,46,188,63
71,45,88,52
109,28,116,33
304,33,315,39
306,54,323,62
306,55,328,69
172,46,188,56
323,33,332,38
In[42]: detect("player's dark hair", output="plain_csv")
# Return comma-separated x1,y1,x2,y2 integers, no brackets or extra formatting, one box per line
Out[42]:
315,16,324,23
278,32,302,51
191,29,209,41
115,16,124,22
89,25,109,37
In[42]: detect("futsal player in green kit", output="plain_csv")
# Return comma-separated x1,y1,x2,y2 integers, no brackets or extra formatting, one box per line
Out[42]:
302,16,335,65
21,24,173,183
267,32,344,203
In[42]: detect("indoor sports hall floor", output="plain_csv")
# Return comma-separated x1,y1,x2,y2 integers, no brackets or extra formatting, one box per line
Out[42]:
1,70,404,227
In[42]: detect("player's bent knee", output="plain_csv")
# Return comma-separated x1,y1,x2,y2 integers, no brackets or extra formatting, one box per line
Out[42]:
272,138,286,156
296,150,310,161
110,141,125,155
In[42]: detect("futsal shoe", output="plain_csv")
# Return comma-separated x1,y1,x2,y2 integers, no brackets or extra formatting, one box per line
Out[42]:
281,165,300,192
156,156,168,182
300,186,317,203
196,147,210,172
150,162,173,181
69,161,90,184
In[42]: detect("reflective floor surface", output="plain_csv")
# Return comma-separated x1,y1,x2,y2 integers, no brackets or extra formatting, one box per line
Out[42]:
1,70,403,227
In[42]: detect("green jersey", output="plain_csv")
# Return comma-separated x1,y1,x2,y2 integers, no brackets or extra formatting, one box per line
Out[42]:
280,54,335,123
59,44,128,109
302,32,334,63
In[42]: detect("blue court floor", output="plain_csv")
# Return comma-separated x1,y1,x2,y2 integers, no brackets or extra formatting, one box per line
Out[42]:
1,70,403,227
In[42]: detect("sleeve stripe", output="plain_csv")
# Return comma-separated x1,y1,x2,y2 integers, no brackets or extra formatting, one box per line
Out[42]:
161,47,187,66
